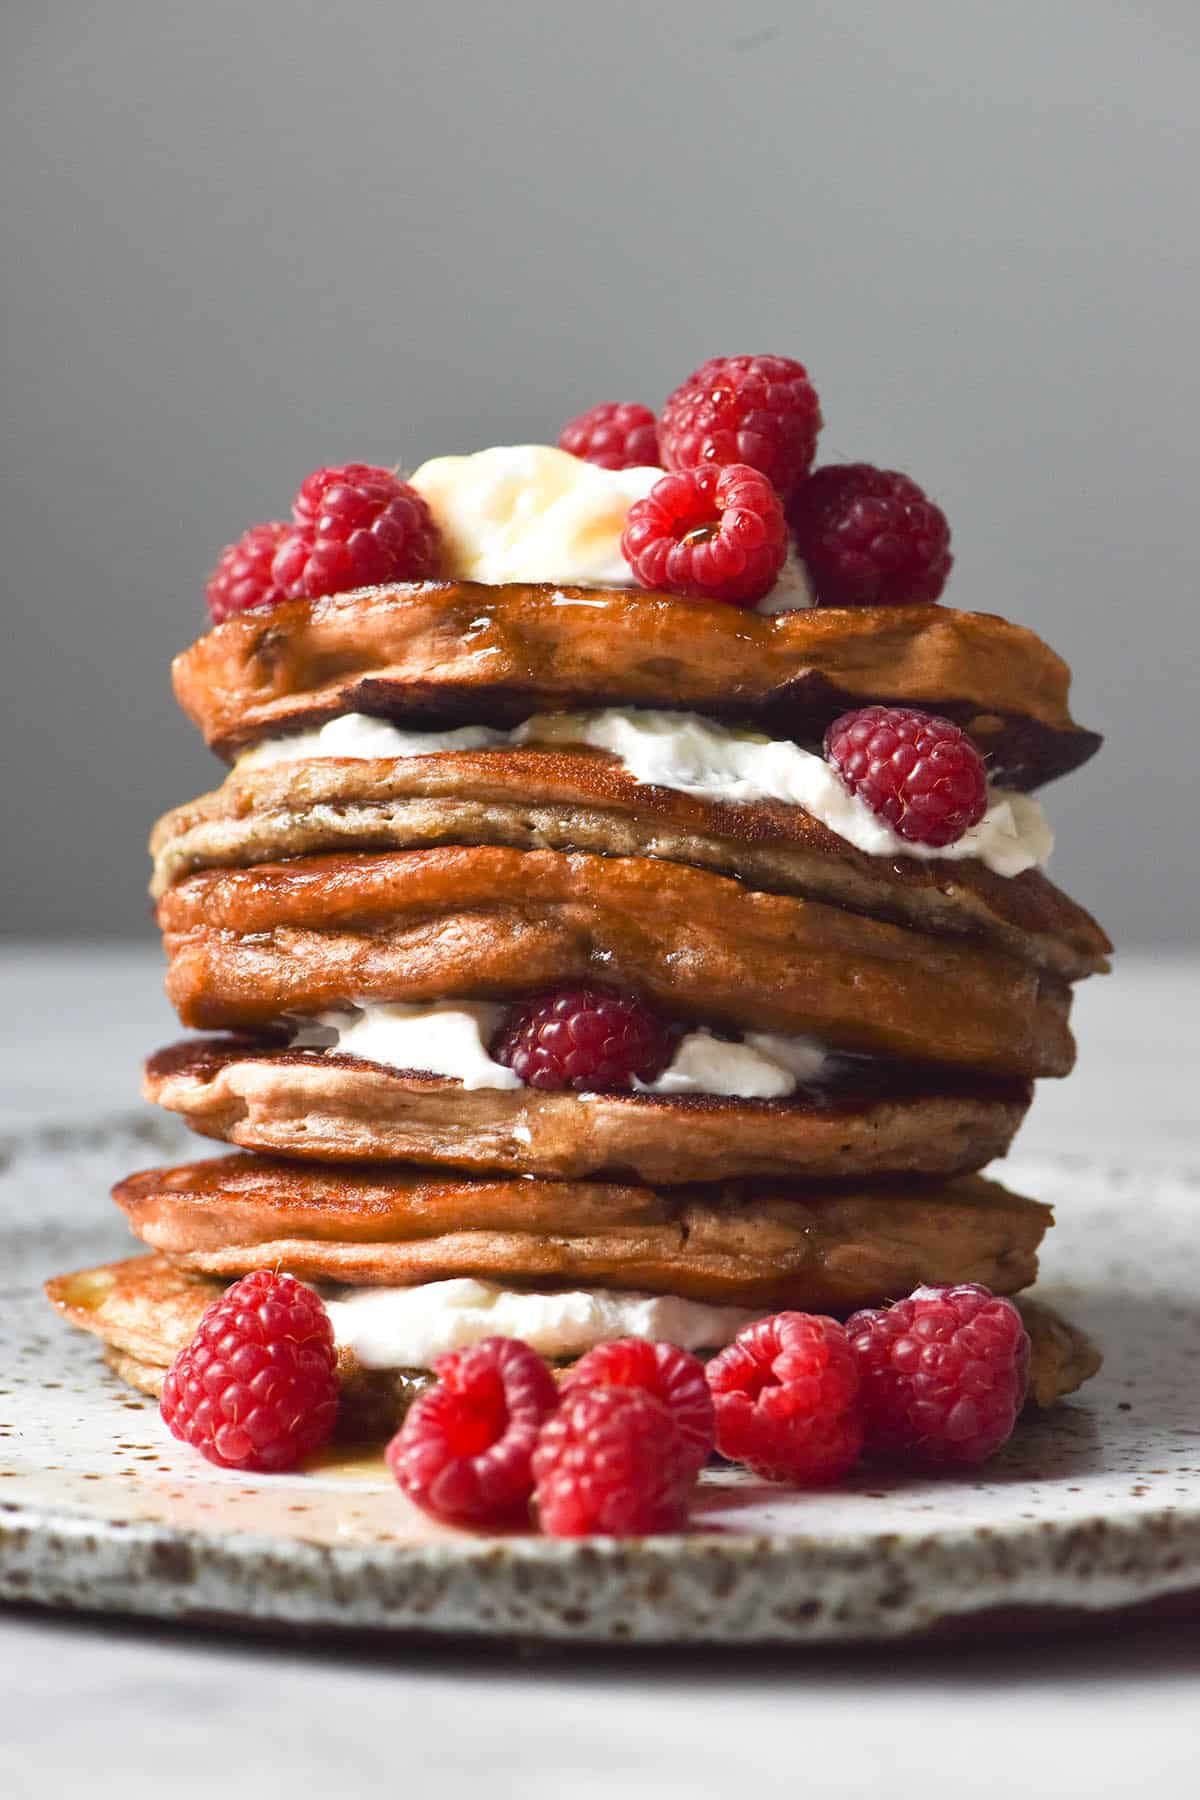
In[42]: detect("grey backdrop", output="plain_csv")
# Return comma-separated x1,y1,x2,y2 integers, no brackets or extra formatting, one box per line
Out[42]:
2,0,1196,943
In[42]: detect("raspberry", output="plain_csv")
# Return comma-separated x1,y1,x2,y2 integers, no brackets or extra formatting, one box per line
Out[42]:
386,1335,558,1526
621,464,788,607
846,1283,1030,1467
532,1386,694,1537
160,1270,338,1472
493,986,675,1092
561,1339,714,1474
788,463,952,606
272,462,442,600
705,1313,863,1485
659,354,821,498
824,704,988,848
559,401,660,470
205,521,291,624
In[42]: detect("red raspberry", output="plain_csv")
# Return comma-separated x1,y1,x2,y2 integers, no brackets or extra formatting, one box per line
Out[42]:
659,354,821,498
824,704,988,848
788,463,952,606
705,1313,863,1485
272,462,442,600
493,986,675,1092
846,1283,1031,1467
205,520,291,624
160,1270,338,1472
532,1385,694,1537
386,1335,558,1526
559,401,660,470
621,464,787,607
561,1339,714,1475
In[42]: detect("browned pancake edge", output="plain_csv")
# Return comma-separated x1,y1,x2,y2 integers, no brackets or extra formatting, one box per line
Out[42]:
171,584,1100,789
156,846,1077,1078
145,1037,1032,1181
110,1154,1052,1311
147,750,1111,982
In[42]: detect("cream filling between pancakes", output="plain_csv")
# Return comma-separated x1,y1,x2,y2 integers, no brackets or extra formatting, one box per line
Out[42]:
323,1276,763,1368
291,1001,833,1099
240,707,1053,878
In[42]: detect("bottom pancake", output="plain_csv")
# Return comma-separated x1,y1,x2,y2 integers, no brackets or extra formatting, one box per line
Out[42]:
46,1255,1102,1444
112,1155,1051,1311
144,1037,1032,1181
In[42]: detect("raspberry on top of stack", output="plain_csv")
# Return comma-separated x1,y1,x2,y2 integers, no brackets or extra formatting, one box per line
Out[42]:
47,351,1108,1491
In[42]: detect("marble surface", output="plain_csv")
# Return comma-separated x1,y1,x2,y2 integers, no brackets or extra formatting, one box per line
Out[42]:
2,944,1199,1796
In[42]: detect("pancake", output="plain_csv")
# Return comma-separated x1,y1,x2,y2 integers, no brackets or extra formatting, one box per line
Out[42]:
171,583,1101,788
45,1256,1102,1440
158,847,1076,1078
147,750,1111,982
145,1037,1031,1181
112,1155,1050,1310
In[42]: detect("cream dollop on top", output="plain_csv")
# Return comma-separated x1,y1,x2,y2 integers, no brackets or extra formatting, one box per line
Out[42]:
408,442,815,607
409,443,663,588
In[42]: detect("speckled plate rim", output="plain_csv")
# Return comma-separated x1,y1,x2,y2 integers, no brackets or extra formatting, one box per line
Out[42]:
4,1497,1200,1646
3,1117,1200,1647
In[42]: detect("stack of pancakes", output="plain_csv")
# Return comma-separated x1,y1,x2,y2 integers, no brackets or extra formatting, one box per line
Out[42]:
48,565,1109,1439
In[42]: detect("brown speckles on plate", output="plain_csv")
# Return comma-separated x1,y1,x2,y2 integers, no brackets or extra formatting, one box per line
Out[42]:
3,1121,1200,1644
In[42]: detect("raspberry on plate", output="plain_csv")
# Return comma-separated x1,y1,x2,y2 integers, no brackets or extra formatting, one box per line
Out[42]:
272,462,442,600
846,1283,1031,1467
492,986,676,1092
386,1335,558,1526
659,354,821,498
559,401,660,470
532,1385,695,1537
705,1313,863,1485
824,704,989,848
160,1269,338,1472
205,520,291,624
788,463,952,606
561,1339,715,1474
620,464,788,607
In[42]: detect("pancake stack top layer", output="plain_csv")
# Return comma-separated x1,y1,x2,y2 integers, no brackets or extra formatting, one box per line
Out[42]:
48,422,1108,1425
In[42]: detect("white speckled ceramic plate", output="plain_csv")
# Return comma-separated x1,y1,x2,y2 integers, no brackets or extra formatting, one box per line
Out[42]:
2,1116,1199,1645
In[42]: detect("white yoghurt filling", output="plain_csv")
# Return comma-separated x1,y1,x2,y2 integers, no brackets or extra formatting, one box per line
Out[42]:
294,1002,834,1099
241,706,1052,878
406,442,815,611
294,1001,521,1091
323,1276,764,1369
636,1028,830,1099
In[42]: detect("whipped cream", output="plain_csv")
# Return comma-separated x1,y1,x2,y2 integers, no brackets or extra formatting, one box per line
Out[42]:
636,1029,830,1099
292,1001,831,1099
239,714,506,767
758,549,816,612
323,1276,763,1368
407,442,815,611
296,1001,521,1090
519,709,1052,875
243,706,1052,877
409,444,662,588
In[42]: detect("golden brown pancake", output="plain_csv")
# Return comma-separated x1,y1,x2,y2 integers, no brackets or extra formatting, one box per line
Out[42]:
158,847,1076,1078
148,750,1111,982
112,1155,1051,1310
45,1255,1102,1440
145,1037,1031,1182
171,584,1101,788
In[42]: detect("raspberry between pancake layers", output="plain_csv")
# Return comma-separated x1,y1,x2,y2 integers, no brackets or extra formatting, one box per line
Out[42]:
48,432,1107,1441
